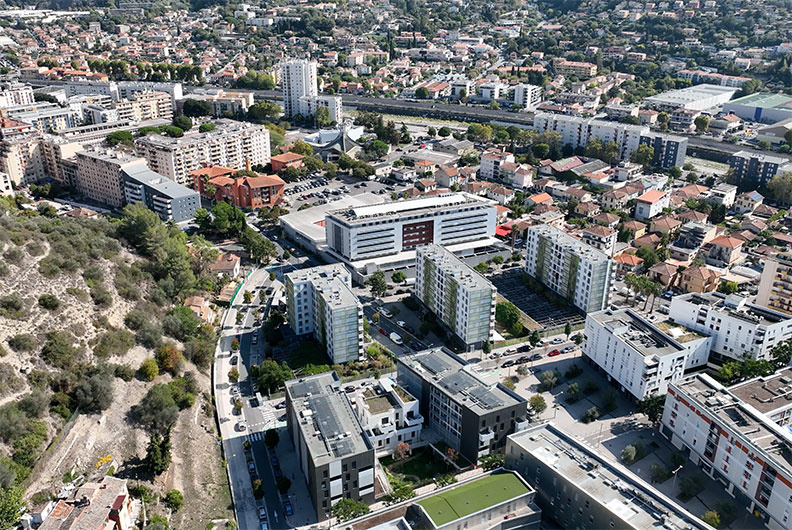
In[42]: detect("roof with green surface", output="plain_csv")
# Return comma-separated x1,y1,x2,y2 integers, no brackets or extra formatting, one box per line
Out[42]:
729,92,792,108
417,473,529,527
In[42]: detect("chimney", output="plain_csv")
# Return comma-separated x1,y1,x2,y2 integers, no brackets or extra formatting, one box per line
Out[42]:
245,157,251,172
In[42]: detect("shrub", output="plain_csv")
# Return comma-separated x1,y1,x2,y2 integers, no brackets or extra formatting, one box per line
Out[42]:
26,241,44,256
164,489,184,511
582,406,600,423
136,322,163,349
41,331,80,369
93,329,135,358
650,464,672,483
583,379,599,395
124,310,147,330
3,247,23,265
37,294,60,311
138,359,159,382
702,511,720,528
112,364,135,381
155,344,184,376
7,334,36,352
73,373,114,413
564,364,583,379
0,295,24,315
90,286,112,307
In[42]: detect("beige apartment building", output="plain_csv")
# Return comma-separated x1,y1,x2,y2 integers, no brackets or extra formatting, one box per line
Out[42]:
114,90,173,122
74,149,148,207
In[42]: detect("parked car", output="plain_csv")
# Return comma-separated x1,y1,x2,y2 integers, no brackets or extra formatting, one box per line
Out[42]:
230,356,239,365
275,401,286,410
548,349,561,357
396,320,406,328
502,360,515,368
273,464,282,478
550,338,564,344
271,455,279,466
283,500,294,516
379,327,386,335
236,421,247,431
389,332,403,345
517,356,530,364
562,346,574,353
259,506,268,521
530,353,542,361
248,462,256,474
344,385,356,393
380,308,393,318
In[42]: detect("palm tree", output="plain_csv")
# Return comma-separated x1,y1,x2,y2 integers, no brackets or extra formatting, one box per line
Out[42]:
623,274,638,306
646,280,663,313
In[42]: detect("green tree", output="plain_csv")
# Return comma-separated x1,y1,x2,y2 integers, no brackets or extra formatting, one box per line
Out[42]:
172,115,193,131
480,452,505,470
528,395,547,415
702,511,720,528
277,476,292,494
199,122,216,133
694,115,709,132
668,166,682,179
257,361,292,394
438,126,451,137
0,486,24,529
630,144,654,169
291,140,314,157
495,301,520,327
391,271,406,284
540,370,557,391
316,105,331,126
637,395,666,425
332,498,370,521
718,281,739,295
621,445,637,464
474,262,488,274
366,270,388,298
771,339,792,366
415,86,429,99
106,130,134,147
265,429,279,448
182,99,212,117
38,294,60,311
164,489,184,511
768,172,792,205
144,431,172,475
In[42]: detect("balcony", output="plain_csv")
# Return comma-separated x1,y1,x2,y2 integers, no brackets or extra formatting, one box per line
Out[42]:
479,428,495,446
515,417,530,432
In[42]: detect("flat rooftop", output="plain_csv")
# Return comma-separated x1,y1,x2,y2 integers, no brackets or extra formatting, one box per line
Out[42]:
676,292,792,327
645,84,737,106
417,243,494,292
285,372,371,465
135,118,266,147
328,192,494,223
675,374,792,476
591,309,690,359
122,163,196,199
510,424,707,530
399,348,524,414
728,92,792,109
529,223,610,263
728,367,792,415
417,473,530,527
279,192,385,244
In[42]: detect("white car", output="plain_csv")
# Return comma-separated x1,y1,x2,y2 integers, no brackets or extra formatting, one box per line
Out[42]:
550,338,564,344
389,332,403,345
380,308,392,318
396,320,406,328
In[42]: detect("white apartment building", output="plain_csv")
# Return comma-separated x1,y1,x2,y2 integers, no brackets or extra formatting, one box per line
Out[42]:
533,113,646,160
284,264,364,364
57,80,183,109
298,94,343,124
512,84,542,109
324,193,497,265
74,149,148,208
450,78,471,99
0,82,34,108
479,148,515,180
415,244,496,349
281,59,318,117
669,292,792,363
524,224,614,313
758,253,792,317
478,82,506,101
0,137,45,185
135,119,270,185
662,374,792,530
350,378,423,457
0,171,12,195
583,308,712,400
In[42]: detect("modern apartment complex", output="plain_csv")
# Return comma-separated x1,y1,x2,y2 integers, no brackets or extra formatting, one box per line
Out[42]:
506,424,709,530
284,264,364,364
728,367,792,428
396,348,528,463
349,377,423,457
5,102,79,134
281,59,318,117
113,90,173,122
121,163,199,222
299,94,343,124
284,372,375,521
324,193,497,266
729,151,792,186
135,119,271,185
758,253,792,316
0,82,34,107
414,244,496,350
582,308,712,400
662,373,792,530
512,84,542,109
669,292,792,363
533,113,688,168
74,149,148,207
524,223,614,313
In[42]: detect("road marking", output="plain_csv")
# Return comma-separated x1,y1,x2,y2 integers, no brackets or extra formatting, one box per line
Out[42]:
248,431,264,442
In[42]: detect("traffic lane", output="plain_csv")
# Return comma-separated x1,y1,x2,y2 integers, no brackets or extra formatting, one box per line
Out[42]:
226,435,262,530
251,439,289,530
477,340,579,370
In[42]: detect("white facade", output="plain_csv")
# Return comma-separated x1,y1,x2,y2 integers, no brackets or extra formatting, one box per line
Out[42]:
351,378,423,457
135,120,270,185
298,94,343,124
512,84,542,109
533,113,647,160
479,82,505,101
281,59,318,117
524,224,614,313
0,83,34,108
479,148,514,180
325,193,497,263
284,264,364,364
0,171,13,195
415,244,496,348
669,292,792,362
634,190,670,220
584,308,712,400
662,374,792,530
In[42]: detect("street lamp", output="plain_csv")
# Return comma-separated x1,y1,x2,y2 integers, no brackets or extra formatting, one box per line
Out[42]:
552,392,565,419
671,464,684,490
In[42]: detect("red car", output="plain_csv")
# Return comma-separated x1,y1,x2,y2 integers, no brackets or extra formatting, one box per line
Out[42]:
548,349,562,357
380,328,386,335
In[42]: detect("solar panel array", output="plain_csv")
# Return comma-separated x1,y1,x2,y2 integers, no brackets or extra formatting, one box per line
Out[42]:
419,352,454,375
309,395,359,457
439,371,506,410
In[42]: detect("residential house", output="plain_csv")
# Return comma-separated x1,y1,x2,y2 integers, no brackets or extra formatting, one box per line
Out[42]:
705,235,743,267
575,201,601,218
634,189,669,220
650,215,682,237
434,167,460,188
622,220,647,240
733,191,764,214
415,178,437,192
592,212,620,228
487,185,515,205
633,233,662,249
678,265,720,293
210,253,241,278
183,296,216,324
648,261,679,288
613,253,644,275
526,192,553,207
270,152,304,172
582,225,617,255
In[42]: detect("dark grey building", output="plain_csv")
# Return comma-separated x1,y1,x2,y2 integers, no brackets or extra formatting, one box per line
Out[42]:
728,150,791,186
506,424,710,530
396,348,528,464
121,164,199,222
284,372,375,521
639,133,688,169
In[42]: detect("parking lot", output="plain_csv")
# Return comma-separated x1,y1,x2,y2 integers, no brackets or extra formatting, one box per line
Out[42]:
281,173,410,211
491,270,584,330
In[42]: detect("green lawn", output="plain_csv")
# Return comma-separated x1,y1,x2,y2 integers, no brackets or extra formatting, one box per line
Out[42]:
417,473,529,527
383,447,450,485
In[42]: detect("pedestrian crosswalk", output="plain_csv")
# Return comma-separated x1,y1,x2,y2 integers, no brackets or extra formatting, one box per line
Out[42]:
247,431,264,442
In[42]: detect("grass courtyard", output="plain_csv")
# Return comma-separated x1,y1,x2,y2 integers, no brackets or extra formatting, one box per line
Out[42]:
417,473,530,526
381,447,453,486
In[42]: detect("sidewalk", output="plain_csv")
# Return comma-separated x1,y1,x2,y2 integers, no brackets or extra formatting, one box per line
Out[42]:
269,427,318,527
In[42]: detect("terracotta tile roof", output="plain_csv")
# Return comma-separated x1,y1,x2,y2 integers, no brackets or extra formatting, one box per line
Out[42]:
637,189,667,204
614,253,643,266
710,235,742,249
271,152,304,163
